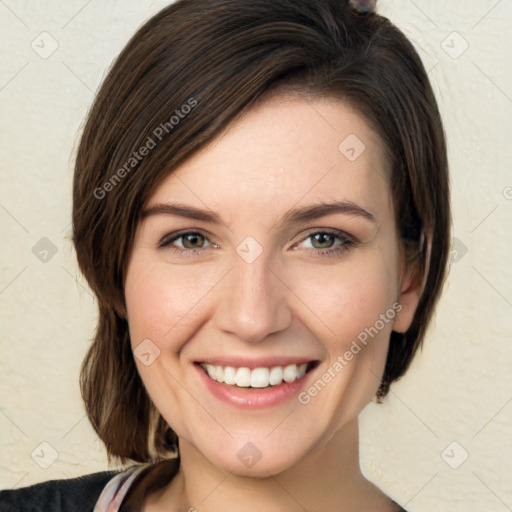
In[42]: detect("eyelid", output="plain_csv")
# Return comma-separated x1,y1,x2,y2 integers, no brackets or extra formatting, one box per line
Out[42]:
158,229,216,249
294,227,356,246
158,227,357,255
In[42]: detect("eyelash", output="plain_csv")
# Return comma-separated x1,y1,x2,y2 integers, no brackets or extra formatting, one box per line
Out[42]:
158,229,356,258
158,231,218,256
293,230,356,257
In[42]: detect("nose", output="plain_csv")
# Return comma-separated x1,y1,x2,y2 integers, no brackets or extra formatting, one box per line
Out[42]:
213,253,293,344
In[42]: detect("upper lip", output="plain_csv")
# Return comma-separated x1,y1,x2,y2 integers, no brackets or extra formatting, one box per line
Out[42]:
195,357,318,369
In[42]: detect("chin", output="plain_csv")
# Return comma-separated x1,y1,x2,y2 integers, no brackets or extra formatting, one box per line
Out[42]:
185,425,324,479
213,446,304,478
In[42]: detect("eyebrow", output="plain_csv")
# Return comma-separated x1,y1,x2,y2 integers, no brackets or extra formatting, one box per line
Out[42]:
140,200,376,226
141,203,223,223
281,200,375,224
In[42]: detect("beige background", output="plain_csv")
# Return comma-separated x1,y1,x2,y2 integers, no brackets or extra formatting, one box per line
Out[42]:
1,1,511,510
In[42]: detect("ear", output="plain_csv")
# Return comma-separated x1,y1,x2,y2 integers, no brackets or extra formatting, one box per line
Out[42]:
393,230,430,333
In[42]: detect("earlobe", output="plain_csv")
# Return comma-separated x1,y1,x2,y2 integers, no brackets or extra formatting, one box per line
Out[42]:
393,230,430,333
393,273,421,333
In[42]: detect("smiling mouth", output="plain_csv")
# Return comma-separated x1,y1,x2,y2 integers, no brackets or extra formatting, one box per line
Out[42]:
198,361,319,389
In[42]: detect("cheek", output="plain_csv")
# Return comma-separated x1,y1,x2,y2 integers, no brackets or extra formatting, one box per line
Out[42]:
286,250,399,434
292,250,399,346
124,255,225,347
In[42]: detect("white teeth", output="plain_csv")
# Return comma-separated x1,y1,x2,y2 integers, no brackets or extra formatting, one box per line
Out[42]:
235,367,251,387
283,363,297,383
223,366,236,385
200,362,309,388
215,365,224,383
251,368,270,388
269,366,283,386
205,364,216,379
296,364,307,379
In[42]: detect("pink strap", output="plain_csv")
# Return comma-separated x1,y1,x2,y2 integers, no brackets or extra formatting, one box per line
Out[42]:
94,465,146,512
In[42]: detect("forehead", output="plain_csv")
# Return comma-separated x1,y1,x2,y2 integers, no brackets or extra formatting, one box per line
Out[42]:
147,95,392,227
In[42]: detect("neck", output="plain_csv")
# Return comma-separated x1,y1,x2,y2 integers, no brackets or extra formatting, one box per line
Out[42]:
152,418,396,512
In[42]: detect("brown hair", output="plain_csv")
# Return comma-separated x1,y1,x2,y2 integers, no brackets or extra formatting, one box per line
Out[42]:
73,0,450,464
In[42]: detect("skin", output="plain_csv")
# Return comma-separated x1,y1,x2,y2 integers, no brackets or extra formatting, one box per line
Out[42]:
124,95,421,511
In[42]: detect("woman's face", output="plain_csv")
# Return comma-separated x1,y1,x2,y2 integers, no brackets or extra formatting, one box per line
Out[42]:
125,95,419,476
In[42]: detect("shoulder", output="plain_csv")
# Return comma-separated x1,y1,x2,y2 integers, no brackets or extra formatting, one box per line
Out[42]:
119,459,180,511
0,471,116,512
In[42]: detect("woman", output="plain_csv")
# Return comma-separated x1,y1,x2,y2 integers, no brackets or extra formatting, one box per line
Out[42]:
0,0,449,510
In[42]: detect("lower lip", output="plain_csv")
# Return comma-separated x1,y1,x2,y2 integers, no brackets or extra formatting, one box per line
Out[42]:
195,364,314,409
